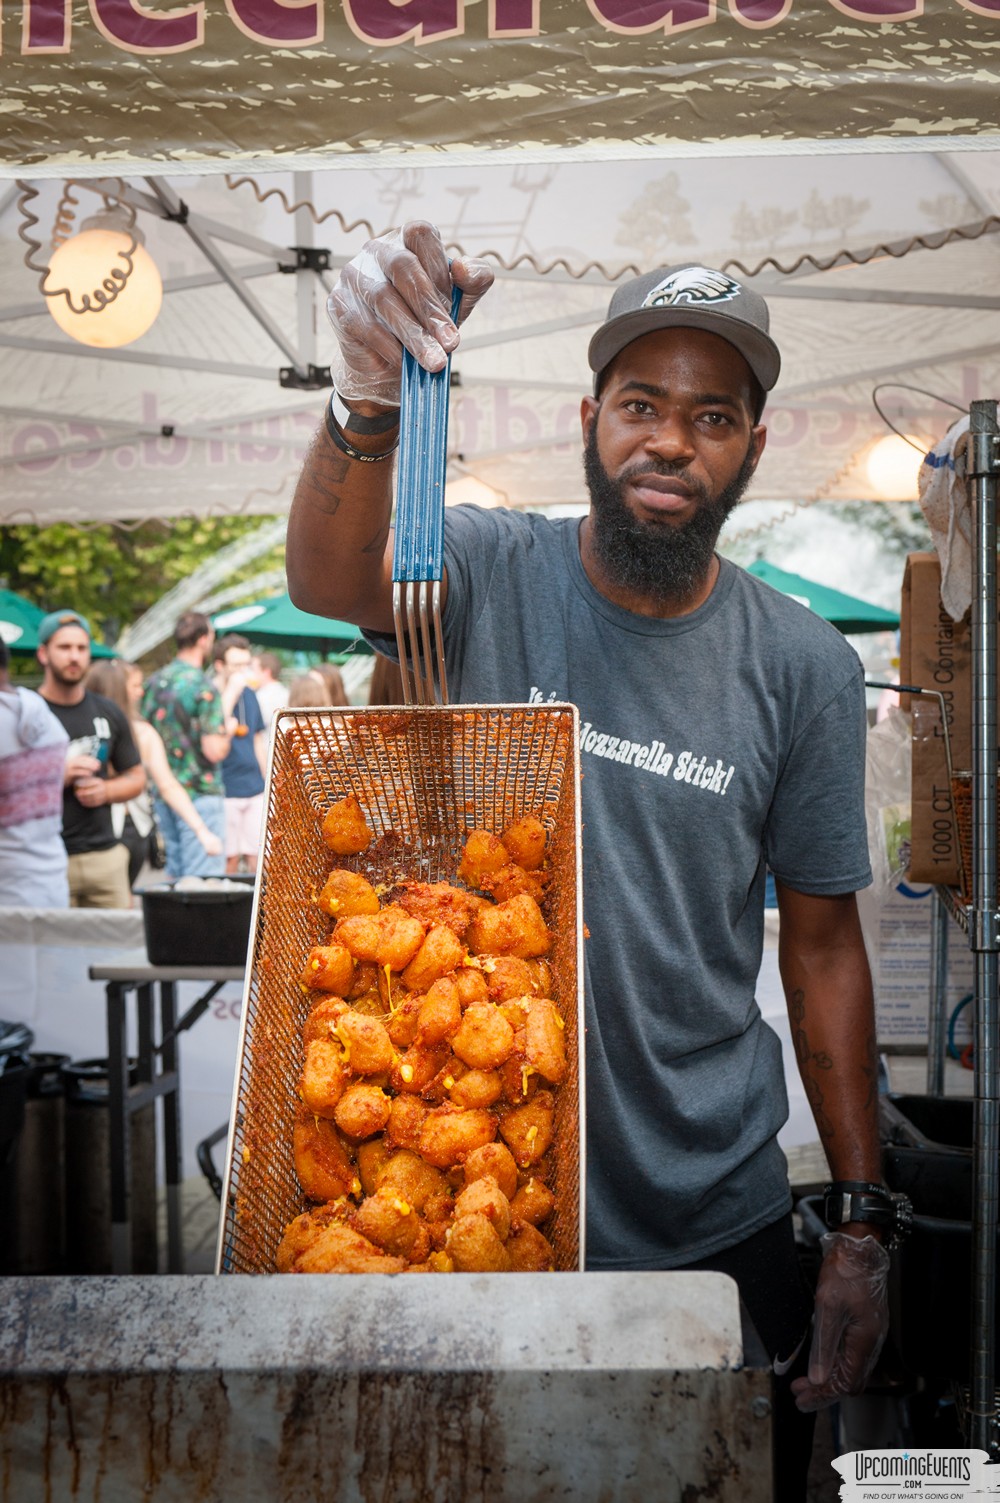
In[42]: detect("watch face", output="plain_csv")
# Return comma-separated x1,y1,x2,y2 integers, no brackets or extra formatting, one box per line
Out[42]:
822,1191,844,1230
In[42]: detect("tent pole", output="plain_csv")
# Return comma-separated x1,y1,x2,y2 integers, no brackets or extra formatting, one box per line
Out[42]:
145,177,311,376
968,396,1000,1458
293,172,319,375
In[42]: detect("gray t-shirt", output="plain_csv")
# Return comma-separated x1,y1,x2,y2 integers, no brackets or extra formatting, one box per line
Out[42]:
368,505,872,1268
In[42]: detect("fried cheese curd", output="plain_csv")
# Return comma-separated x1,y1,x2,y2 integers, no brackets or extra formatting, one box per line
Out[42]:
461,816,550,907
317,869,380,920
278,810,563,1276
299,942,355,995
465,894,552,960
334,906,425,971
321,794,373,856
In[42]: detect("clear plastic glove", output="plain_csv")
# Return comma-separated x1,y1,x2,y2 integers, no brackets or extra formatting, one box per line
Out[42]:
326,221,495,408
791,1231,890,1413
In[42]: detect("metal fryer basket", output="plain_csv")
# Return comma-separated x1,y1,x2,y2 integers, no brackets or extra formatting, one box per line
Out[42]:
217,703,584,1274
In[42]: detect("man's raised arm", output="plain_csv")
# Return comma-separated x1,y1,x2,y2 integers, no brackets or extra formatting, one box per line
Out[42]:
286,221,494,631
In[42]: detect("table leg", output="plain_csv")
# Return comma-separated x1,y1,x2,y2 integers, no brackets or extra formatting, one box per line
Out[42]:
136,982,154,1083
106,981,132,1276
160,981,183,1273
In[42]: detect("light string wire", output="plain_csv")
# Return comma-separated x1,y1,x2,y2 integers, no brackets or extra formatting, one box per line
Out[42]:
224,173,987,547
871,382,968,453
0,473,297,532
223,172,1000,286
15,177,140,317
8,174,989,537
728,383,969,548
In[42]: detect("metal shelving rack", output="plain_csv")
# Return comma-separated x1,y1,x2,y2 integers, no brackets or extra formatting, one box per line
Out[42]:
927,399,1000,1455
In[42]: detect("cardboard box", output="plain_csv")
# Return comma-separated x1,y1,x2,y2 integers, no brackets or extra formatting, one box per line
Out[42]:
900,552,999,885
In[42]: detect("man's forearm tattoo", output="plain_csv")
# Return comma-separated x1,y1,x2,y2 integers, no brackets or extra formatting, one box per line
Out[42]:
298,447,350,516
361,514,391,557
790,986,835,1140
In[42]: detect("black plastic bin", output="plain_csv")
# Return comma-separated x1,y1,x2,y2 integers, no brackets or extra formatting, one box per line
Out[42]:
0,1022,33,1274
141,876,254,967
62,1058,157,1275
880,1093,977,1222
878,1093,995,1383
11,1053,69,1274
882,1094,975,1150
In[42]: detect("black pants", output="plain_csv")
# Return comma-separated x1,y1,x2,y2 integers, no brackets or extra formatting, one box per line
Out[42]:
684,1214,817,1503
121,814,147,890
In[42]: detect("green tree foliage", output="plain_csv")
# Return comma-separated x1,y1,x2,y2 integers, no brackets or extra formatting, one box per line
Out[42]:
0,517,285,649
838,499,930,559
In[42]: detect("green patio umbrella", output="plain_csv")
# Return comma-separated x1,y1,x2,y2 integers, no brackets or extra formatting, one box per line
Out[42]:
213,593,371,655
0,590,116,656
0,589,46,652
745,561,900,635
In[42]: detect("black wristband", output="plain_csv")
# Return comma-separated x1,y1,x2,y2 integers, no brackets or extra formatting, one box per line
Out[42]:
330,389,400,435
823,1181,912,1247
825,1180,891,1200
324,399,399,464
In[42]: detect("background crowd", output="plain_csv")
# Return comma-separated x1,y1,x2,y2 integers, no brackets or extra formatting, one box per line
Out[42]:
0,606,395,910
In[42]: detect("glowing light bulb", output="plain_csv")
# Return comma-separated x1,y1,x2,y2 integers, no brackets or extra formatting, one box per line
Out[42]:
45,213,163,349
865,433,929,502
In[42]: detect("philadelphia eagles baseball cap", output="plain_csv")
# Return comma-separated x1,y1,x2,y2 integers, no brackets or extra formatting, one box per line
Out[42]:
38,609,91,645
588,265,781,394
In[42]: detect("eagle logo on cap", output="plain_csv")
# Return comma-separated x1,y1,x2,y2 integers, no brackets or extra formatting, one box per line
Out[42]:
643,268,742,308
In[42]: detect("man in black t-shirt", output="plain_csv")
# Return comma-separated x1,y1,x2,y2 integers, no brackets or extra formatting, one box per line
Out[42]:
37,610,145,908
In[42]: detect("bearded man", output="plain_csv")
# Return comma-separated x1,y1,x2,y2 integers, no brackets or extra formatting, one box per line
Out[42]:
286,226,896,1501
37,609,144,908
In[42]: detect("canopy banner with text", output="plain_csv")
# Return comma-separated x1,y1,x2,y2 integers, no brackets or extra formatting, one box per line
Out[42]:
1,0,999,172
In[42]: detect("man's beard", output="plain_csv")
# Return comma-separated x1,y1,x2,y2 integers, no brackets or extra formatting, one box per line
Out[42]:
48,661,87,689
583,424,757,605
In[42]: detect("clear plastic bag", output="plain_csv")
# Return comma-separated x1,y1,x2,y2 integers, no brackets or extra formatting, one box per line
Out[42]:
865,706,912,901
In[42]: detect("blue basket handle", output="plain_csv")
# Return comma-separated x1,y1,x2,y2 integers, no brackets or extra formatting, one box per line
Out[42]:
393,283,462,584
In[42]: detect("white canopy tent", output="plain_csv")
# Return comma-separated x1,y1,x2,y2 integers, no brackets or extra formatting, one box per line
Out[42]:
1,149,999,533
5,13,1000,1462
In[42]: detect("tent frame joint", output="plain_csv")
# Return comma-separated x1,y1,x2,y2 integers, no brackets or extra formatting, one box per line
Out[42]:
278,246,332,274
279,363,332,391
161,197,190,226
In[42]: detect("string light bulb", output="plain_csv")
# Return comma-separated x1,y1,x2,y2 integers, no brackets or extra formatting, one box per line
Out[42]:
45,210,163,349
865,433,930,502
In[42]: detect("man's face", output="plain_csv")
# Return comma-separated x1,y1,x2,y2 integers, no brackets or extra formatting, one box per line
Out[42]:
39,626,91,687
222,646,252,682
580,327,766,603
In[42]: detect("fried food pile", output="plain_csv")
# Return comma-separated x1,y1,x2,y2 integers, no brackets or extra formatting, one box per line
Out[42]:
276,794,567,1275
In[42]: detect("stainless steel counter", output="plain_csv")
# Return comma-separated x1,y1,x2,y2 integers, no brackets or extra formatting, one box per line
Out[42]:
0,1271,772,1501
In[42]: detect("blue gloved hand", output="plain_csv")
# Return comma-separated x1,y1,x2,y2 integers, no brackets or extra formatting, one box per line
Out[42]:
791,1231,890,1413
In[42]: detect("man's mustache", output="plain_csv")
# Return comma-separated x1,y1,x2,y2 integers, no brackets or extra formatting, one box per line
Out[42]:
618,458,708,502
